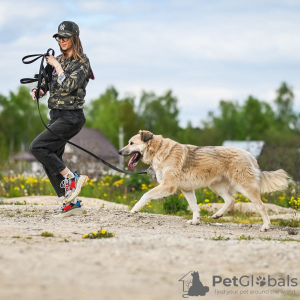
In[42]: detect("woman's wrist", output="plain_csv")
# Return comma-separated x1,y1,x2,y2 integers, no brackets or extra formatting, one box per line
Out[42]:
54,63,64,76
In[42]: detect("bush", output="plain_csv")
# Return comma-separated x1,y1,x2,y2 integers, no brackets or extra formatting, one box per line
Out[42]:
163,196,188,214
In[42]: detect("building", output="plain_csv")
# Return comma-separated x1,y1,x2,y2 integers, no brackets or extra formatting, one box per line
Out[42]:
12,128,120,177
222,140,265,158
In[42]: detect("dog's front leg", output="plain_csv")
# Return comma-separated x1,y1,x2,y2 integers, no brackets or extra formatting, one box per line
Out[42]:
181,190,200,225
131,183,177,213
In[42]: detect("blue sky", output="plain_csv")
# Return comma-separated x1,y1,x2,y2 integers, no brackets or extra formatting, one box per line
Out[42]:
1,0,300,127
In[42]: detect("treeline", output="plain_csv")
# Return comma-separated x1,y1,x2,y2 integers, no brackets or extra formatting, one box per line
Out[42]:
85,82,300,147
0,83,299,179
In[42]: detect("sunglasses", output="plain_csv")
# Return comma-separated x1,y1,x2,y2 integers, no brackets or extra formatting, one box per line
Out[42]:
55,36,70,42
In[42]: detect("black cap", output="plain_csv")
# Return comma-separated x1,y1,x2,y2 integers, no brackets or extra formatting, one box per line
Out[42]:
53,21,79,38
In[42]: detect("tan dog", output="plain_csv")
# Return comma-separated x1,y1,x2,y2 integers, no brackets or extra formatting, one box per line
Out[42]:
118,130,290,231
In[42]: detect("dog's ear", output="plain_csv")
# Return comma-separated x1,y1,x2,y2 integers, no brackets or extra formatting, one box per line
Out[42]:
139,130,153,142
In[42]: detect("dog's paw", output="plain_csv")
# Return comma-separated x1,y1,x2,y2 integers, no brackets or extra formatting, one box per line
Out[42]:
186,219,200,225
130,209,139,214
212,213,223,219
259,224,270,232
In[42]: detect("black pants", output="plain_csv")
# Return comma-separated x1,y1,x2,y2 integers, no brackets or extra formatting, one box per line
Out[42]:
30,109,86,197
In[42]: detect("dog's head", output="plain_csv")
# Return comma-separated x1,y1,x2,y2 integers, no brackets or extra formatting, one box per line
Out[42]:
118,130,154,169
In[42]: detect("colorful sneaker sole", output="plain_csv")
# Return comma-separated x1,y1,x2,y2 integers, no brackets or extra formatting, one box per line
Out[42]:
53,206,87,218
64,175,89,204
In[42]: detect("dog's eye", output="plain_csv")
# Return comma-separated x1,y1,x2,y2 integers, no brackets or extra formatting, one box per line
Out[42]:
130,142,134,145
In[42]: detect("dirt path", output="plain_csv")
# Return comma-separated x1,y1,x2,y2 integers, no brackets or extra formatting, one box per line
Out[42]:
0,198,299,300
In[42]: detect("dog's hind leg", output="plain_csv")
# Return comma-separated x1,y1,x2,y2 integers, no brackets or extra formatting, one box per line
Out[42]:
209,181,235,219
239,186,271,232
181,190,200,225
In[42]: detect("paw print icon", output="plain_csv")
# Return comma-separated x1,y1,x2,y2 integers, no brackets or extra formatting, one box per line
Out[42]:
256,276,266,286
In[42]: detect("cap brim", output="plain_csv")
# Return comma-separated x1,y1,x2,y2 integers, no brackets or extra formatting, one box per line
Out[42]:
53,32,73,38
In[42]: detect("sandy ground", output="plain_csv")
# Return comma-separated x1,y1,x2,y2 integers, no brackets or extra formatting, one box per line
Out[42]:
0,197,300,300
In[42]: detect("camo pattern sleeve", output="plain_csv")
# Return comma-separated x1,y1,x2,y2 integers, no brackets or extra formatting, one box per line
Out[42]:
48,54,91,110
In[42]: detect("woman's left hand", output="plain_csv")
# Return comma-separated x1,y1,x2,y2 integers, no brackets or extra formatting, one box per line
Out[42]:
46,55,59,68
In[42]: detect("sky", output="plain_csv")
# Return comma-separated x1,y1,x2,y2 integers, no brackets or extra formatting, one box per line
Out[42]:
1,0,300,127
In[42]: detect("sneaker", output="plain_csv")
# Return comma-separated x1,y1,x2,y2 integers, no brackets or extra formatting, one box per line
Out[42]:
60,172,89,204
53,200,86,218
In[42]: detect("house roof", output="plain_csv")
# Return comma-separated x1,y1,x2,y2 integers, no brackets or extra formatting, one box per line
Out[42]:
66,127,119,161
13,151,36,161
222,141,264,158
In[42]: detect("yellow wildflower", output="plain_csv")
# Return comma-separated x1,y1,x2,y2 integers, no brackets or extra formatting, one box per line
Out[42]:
83,234,87,238
92,232,97,235
101,230,106,234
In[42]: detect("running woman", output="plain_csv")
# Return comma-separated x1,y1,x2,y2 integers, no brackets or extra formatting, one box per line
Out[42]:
30,21,94,217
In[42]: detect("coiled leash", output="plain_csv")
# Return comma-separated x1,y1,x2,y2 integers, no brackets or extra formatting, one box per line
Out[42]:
20,48,147,175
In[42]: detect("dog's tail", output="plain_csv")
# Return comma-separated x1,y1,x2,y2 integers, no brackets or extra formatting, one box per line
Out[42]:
260,169,290,193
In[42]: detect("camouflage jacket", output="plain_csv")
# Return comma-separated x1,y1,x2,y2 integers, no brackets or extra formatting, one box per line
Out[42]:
41,54,91,110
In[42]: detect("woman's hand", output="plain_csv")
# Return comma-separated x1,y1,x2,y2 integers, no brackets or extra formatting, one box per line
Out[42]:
31,88,45,101
46,55,59,68
46,55,63,76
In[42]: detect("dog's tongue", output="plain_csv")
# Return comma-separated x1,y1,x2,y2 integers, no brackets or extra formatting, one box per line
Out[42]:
128,153,138,169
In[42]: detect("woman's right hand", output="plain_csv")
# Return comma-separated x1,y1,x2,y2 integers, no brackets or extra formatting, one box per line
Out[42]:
31,88,45,100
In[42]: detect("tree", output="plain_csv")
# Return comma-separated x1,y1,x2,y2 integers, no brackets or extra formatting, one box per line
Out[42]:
0,86,48,162
85,86,142,147
274,82,295,129
137,90,180,139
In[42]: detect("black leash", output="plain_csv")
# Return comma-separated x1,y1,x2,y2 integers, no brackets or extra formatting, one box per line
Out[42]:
20,49,147,175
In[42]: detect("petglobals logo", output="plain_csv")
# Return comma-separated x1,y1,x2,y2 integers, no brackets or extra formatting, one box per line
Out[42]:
179,271,210,297
178,272,298,298
213,275,298,288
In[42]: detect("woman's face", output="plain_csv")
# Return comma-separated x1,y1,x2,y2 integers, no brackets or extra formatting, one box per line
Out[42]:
58,36,72,52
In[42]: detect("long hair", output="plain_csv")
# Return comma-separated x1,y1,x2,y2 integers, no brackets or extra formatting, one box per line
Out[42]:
59,35,84,61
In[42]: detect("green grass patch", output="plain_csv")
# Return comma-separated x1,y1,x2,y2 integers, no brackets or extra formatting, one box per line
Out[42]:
12,235,20,238
279,238,300,242
15,201,26,205
271,219,300,227
212,235,230,241
83,229,115,239
41,231,54,237
258,237,272,241
238,234,254,240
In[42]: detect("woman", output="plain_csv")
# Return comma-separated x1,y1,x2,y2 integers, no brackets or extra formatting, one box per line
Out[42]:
30,21,93,218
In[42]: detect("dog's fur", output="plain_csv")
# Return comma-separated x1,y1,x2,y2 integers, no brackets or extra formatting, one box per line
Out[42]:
119,130,290,231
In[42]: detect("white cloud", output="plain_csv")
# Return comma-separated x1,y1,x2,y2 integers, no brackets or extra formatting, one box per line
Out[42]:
0,1,49,31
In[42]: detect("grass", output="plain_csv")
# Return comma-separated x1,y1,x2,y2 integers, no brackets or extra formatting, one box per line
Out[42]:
83,229,115,239
258,237,272,241
271,219,300,228
237,234,254,240
279,238,300,242
1,174,299,211
41,231,54,237
15,201,26,205
12,235,20,238
212,235,230,241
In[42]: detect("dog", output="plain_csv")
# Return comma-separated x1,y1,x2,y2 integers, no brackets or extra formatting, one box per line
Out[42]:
118,130,290,231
